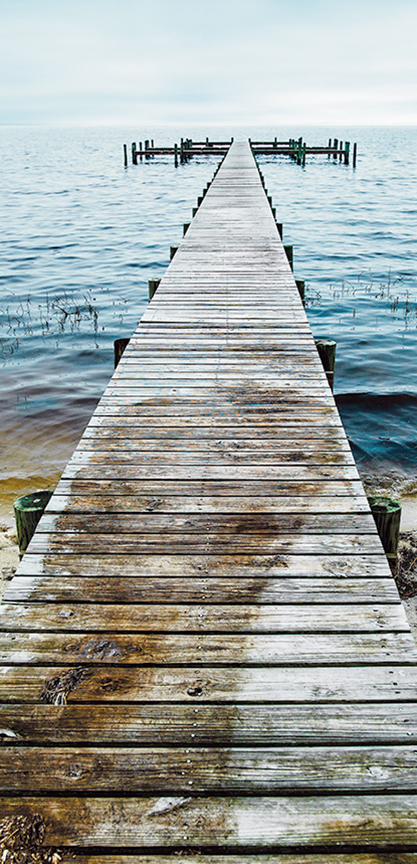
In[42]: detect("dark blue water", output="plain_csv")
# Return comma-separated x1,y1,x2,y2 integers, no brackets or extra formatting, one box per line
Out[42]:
1,125,416,523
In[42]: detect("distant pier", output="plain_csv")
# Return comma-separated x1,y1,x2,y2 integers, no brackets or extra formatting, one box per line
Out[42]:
125,134,358,167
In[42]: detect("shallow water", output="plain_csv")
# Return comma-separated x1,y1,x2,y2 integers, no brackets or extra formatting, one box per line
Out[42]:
0,125,416,525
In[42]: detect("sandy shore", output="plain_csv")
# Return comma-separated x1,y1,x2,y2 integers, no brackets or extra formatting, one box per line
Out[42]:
0,526,19,599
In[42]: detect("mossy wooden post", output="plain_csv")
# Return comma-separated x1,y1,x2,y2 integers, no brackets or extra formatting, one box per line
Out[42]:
368,496,401,572
344,141,350,165
296,279,305,304
131,143,137,165
139,142,143,160
148,279,161,300
123,144,128,168
174,144,178,167
333,138,338,159
353,142,357,168
284,245,293,270
315,338,336,390
114,337,130,368
276,222,283,239
14,490,53,556
183,222,190,236
328,138,332,158
170,246,178,260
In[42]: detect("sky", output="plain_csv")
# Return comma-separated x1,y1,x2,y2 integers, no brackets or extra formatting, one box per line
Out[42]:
1,0,416,126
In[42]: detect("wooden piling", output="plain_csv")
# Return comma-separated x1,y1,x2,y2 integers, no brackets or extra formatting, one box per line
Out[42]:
183,222,190,236
353,142,357,168
131,143,137,165
276,222,283,239
315,338,336,390
368,496,401,571
333,139,338,159
284,245,293,270
296,279,305,304
14,490,53,555
344,141,350,165
123,144,128,167
114,337,130,368
148,279,161,301
170,246,178,260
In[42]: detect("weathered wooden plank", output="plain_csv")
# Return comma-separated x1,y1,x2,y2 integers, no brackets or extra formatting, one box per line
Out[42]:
97,391,336,404
51,478,365,499
2,665,416,703
26,532,382,555
2,702,417,745
92,404,340,419
1,794,417,847
76,440,352,456
101,386,333,399
50,855,417,864
35,512,377,535
85,411,344,425
15,552,392,578
46,494,372,516
5,576,398,604
109,374,328,386
115,354,323,364
81,424,345,440
62,464,361,482
3,745,417,793
0,603,406,632
0,632,413,666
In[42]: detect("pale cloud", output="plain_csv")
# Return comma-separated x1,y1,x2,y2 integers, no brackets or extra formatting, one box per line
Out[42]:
0,0,416,124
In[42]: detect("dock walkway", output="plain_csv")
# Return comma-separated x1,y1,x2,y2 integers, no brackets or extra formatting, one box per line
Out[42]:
1,141,417,861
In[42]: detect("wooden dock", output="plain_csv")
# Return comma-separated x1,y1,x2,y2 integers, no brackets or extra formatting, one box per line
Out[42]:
1,140,417,861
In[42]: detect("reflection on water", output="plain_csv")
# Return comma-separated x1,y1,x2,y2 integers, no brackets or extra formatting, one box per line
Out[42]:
0,125,416,525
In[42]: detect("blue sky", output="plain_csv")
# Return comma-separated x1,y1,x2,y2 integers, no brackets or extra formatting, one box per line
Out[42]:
1,0,416,125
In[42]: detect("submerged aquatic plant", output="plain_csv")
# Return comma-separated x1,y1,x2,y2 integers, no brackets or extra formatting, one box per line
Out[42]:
305,270,417,329
0,287,100,357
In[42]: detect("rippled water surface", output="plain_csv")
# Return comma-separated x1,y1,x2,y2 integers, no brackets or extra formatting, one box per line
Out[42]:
1,125,416,524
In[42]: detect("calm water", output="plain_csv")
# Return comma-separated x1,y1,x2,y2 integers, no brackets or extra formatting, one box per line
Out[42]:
1,125,416,525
